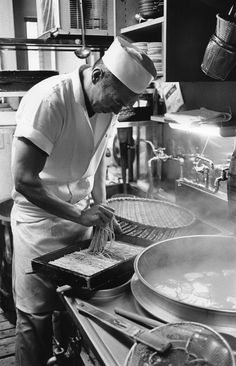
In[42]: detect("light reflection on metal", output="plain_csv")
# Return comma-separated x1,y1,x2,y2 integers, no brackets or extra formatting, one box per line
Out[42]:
168,122,221,137
140,140,186,195
180,154,229,194
142,138,229,196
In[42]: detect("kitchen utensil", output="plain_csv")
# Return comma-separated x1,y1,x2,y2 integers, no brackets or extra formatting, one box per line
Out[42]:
132,235,236,331
125,322,235,366
31,234,148,292
76,301,172,354
114,307,162,329
74,0,91,59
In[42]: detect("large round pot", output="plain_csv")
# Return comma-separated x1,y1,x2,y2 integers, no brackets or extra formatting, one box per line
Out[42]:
134,235,236,333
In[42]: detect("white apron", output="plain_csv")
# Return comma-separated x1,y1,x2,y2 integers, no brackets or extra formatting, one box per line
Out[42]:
11,110,116,313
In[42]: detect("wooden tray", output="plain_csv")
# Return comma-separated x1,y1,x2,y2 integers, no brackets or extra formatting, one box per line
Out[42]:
31,234,151,292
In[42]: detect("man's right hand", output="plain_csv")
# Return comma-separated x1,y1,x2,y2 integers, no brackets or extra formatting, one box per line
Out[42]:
79,204,115,227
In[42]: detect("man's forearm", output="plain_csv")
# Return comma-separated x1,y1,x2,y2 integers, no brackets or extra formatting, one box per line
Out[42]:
92,154,107,204
16,178,83,223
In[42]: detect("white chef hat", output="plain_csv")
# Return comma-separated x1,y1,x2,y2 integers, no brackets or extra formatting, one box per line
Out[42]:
102,36,157,94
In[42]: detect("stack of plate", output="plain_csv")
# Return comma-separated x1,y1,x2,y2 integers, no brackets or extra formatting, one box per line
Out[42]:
132,41,148,54
138,0,163,19
147,42,163,74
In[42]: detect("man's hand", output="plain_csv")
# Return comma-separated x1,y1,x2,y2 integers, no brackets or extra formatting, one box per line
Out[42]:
79,204,115,227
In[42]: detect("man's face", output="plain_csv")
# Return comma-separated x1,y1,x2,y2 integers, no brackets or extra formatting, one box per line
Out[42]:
90,72,139,114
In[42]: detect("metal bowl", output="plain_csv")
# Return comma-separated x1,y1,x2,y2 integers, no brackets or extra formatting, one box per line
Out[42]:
125,321,235,366
134,235,236,331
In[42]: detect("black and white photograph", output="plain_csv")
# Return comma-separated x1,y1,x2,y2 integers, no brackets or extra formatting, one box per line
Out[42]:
1,1,236,365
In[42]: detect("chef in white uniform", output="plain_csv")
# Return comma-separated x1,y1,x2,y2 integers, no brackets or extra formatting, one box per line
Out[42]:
11,35,157,366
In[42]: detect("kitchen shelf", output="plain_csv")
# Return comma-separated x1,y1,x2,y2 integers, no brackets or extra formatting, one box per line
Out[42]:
117,120,160,128
0,91,26,97
120,17,164,36
151,115,165,123
118,0,232,81
151,115,236,137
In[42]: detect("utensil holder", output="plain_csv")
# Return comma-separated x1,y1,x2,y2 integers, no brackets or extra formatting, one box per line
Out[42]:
216,13,236,46
201,34,236,80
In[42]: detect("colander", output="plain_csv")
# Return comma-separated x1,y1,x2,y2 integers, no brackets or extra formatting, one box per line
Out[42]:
125,322,235,366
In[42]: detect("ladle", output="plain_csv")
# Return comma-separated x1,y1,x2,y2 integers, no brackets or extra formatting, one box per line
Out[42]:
228,1,236,18
74,0,91,59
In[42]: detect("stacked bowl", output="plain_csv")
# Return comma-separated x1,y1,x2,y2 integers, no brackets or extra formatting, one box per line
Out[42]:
132,41,148,54
138,0,163,19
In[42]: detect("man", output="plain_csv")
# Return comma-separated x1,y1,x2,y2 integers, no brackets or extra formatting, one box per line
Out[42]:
11,35,156,365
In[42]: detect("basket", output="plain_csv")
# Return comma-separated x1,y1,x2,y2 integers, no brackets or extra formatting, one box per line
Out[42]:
107,196,195,236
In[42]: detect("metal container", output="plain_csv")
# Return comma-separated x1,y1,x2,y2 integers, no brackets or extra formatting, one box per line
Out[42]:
134,235,236,333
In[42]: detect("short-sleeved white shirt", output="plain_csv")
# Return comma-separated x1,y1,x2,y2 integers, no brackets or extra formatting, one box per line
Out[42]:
12,67,114,219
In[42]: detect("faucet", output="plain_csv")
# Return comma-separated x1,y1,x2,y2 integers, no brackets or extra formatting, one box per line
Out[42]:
182,154,229,193
212,167,229,193
192,155,214,190
141,140,185,195
141,141,228,196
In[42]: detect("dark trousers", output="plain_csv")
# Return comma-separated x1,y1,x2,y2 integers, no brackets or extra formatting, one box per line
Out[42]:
15,308,77,366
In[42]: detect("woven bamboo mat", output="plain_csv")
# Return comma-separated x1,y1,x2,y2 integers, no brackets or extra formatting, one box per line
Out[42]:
107,197,196,242
108,197,195,229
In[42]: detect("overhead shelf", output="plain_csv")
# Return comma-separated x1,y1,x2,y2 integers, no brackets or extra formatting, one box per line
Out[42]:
120,17,164,36
0,91,26,97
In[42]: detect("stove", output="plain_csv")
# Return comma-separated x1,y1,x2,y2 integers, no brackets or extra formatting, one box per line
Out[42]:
59,218,236,366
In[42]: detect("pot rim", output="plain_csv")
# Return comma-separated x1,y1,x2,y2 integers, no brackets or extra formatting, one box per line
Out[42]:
134,234,236,314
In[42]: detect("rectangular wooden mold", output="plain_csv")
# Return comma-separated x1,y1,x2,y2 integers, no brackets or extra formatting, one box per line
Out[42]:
31,234,151,292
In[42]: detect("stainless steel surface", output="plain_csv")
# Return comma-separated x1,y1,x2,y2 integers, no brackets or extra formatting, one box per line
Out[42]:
76,301,171,353
131,274,236,335
175,179,234,234
133,235,236,332
58,221,236,365
61,276,236,366
114,307,162,328
61,296,122,366
91,277,131,299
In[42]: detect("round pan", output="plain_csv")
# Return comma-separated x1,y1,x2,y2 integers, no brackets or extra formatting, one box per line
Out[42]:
135,235,236,315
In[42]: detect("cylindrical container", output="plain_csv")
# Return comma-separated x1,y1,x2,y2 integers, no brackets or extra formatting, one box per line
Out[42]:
216,13,236,46
201,34,236,80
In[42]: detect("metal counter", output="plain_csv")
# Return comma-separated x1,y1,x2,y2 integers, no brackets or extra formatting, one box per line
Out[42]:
58,218,236,366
